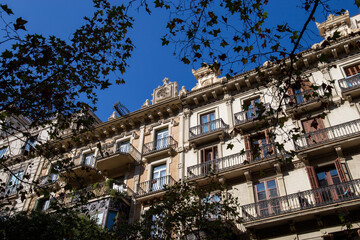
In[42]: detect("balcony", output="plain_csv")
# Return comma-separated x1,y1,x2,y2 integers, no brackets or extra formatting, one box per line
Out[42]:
57,180,134,206
38,174,60,190
143,136,177,160
60,163,104,186
187,144,282,180
95,143,141,177
189,119,229,145
136,175,176,200
241,179,360,226
294,119,360,153
234,103,272,132
285,88,326,115
339,73,360,101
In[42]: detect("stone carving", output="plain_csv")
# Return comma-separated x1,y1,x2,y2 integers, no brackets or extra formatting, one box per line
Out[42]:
191,64,222,91
142,99,151,108
179,86,187,97
152,77,179,104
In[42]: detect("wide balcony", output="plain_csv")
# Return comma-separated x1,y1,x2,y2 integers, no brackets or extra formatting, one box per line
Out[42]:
143,136,177,159
241,179,360,226
59,162,105,186
95,143,141,176
136,175,176,200
187,144,282,180
57,180,134,206
285,88,326,115
189,119,229,145
338,73,360,100
294,119,360,152
234,103,271,131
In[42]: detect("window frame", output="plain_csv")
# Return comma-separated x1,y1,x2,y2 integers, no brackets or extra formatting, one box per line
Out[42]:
82,152,95,167
0,146,7,158
5,169,25,196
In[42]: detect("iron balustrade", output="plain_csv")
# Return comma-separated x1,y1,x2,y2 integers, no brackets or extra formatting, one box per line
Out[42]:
285,88,324,107
339,73,360,91
189,118,228,139
187,144,279,179
143,136,177,155
137,175,176,196
294,119,360,150
96,142,141,162
234,103,271,125
241,179,360,222
38,174,58,186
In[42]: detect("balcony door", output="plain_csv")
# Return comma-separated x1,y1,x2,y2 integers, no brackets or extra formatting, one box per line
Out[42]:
152,164,167,191
245,131,273,162
156,129,169,150
201,146,218,175
255,180,280,217
245,98,260,120
201,112,215,134
302,118,328,146
118,141,130,153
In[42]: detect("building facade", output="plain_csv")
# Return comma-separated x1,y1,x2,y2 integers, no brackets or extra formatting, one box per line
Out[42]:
2,10,360,239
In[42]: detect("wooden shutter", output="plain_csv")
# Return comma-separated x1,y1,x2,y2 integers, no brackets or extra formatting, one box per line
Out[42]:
264,129,272,144
306,166,322,203
334,158,347,183
244,135,251,162
344,64,360,77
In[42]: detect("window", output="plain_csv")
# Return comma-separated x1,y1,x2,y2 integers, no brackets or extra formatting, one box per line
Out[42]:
244,131,273,161
344,63,360,77
203,193,221,219
82,152,95,166
201,112,215,133
106,211,117,230
287,81,313,105
0,147,7,158
91,211,104,226
24,136,37,153
255,179,280,216
155,128,169,150
152,164,167,191
112,176,125,193
35,198,51,212
201,146,218,175
5,170,24,195
244,98,260,120
302,117,328,146
117,141,130,153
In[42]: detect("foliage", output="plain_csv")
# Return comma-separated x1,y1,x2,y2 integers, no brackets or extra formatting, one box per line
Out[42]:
118,178,241,240
0,210,116,240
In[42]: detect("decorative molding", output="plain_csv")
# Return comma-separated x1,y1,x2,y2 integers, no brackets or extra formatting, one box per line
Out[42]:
152,78,179,104
177,162,183,169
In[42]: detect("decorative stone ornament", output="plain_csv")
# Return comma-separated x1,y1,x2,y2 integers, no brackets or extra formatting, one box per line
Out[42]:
141,99,151,108
191,64,222,91
151,77,179,104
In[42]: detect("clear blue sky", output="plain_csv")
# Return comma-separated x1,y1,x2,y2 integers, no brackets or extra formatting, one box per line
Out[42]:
2,1,359,122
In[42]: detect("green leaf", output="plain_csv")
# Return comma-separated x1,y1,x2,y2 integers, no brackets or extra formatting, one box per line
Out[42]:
226,143,234,150
356,0,360,7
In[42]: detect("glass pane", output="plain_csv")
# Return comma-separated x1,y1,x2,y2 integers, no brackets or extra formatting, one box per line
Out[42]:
257,191,266,201
329,169,338,177
153,164,166,173
106,211,117,229
209,113,215,121
317,171,326,181
119,141,130,153
202,115,208,124
269,189,278,198
267,180,276,189
256,182,265,192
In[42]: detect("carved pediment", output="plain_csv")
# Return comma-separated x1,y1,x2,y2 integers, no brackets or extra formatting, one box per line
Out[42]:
152,78,179,104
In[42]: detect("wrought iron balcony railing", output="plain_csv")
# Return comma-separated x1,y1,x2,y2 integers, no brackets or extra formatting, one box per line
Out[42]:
189,118,228,139
294,119,360,150
241,179,360,223
143,136,177,155
187,144,280,179
137,175,176,197
38,174,59,186
234,103,271,125
339,73,360,91
285,88,324,107
96,142,141,162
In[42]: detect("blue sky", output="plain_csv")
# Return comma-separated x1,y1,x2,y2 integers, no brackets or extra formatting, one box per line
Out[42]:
2,1,359,122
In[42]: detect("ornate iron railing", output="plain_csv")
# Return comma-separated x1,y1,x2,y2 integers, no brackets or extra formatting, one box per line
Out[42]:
143,136,177,155
285,88,324,107
294,119,360,150
234,103,271,125
96,142,141,162
189,118,228,139
137,175,176,196
339,73,360,91
241,179,360,222
187,144,279,179
38,174,59,186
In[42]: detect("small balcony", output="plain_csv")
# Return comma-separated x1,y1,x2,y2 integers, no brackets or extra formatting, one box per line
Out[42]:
95,143,141,176
136,175,176,200
234,103,272,131
60,163,104,186
38,174,60,190
294,119,360,152
241,179,360,226
189,119,229,145
143,136,177,159
338,73,360,101
285,88,326,115
187,143,282,180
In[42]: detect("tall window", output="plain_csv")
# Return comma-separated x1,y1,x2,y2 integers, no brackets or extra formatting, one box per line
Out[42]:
0,147,7,158
287,81,312,105
5,170,24,195
152,164,167,191
344,63,360,77
255,179,280,216
155,128,169,150
302,117,328,146
24,136,37,152
201,112,215,133
118,141,130,153
201,146,218,175
244,131,273,161
83,152,95,166
244,98,260,120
